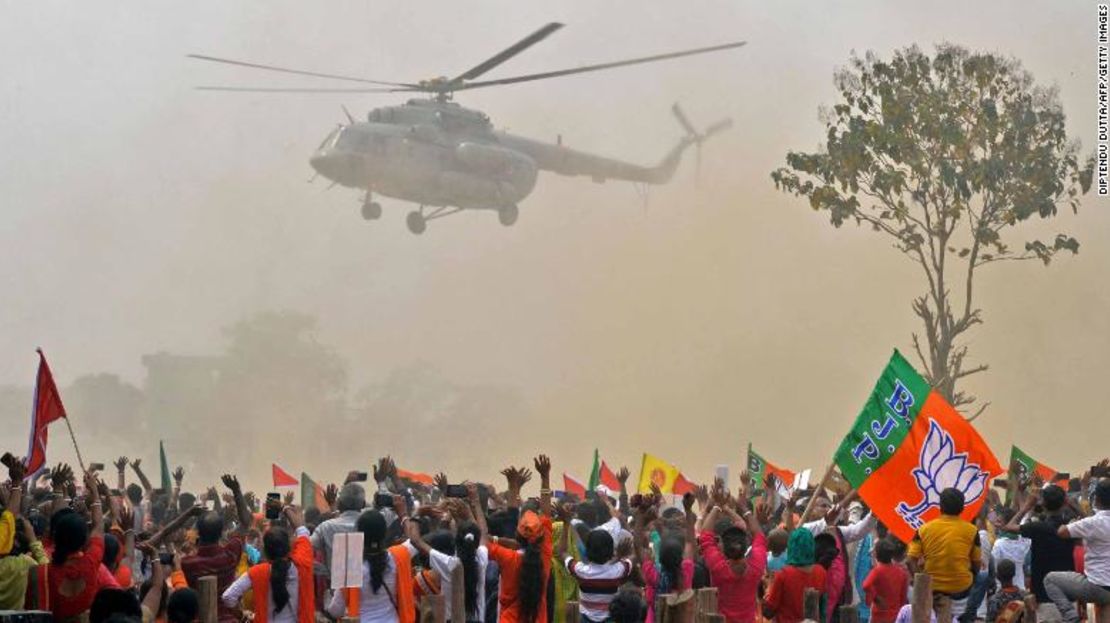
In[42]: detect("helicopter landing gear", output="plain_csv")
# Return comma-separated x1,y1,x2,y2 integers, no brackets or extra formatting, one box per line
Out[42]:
498,204,519,226
406,210,427,235
361,195,382,220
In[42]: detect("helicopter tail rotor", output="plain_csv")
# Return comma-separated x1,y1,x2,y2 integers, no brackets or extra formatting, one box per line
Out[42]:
671,103,732,185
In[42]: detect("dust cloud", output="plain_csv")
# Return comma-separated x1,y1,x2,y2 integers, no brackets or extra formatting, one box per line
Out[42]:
1,1,1106,493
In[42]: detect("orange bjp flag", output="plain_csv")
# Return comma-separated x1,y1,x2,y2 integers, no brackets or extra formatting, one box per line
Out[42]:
835,350,1003,543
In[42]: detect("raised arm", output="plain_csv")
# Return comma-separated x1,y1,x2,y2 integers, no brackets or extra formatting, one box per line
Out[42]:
468,483,490,545
221,474,253,534
82,471,104,537
616,467,631,515
682,493,697,560
146,505,204,546
171,467,185,511
138,543,165,615
501,466,532,509
534,455,552,517
114,457,128,492
130,459,153,496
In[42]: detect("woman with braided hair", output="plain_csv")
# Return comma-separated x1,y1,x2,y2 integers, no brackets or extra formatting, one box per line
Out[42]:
221,505,314,623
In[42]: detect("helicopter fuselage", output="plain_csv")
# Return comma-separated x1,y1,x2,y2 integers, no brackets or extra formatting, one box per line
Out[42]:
309,98,689,211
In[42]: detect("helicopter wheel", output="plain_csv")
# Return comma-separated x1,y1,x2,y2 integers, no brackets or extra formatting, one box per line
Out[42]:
406,211,427,235
361,201,382,220
498,204,519,227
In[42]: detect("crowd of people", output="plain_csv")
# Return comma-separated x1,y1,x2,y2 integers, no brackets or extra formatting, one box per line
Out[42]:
0,452,1108,623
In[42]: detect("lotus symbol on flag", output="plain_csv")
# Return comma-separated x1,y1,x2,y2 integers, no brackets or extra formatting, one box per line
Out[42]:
896,419,989,529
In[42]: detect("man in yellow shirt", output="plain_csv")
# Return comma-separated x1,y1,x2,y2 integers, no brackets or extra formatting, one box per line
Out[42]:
906,489,982,619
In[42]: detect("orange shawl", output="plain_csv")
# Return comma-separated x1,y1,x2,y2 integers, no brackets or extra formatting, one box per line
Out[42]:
246,535,315,623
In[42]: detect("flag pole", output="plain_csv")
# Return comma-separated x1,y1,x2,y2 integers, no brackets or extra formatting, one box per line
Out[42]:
62,416,86,472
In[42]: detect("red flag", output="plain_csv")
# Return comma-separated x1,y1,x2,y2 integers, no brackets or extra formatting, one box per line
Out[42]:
563,473,587,499
25,350,67,477
272,463,299,487
599,461,621,491
673,473,698,496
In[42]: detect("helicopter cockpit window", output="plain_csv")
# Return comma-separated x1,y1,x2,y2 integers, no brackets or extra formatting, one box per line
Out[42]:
317,127,340,151
335,128,370,151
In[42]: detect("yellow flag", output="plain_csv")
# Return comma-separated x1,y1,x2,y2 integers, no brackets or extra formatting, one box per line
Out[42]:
637,452,681,494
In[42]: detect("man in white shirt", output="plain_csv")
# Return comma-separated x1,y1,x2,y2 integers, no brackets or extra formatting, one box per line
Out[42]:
1044,479,1110,623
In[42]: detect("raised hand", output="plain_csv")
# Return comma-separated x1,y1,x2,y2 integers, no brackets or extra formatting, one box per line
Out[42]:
373,456,397,483
616,467,631,486
682,492,695,513
755,499,772,525
739,470,753,489
114,457,129,473
533,455,551,479
173,467,185,486
434,472,449,493
51,463,73,490
283,505,304,528
555,500,575,521
84,470,101,502
324,484,339,508
649,482,664,502
130,458,142,471
284,491,295,506
96,478,111,501
7,456,26,484
694,485,710,511
220,474,241,492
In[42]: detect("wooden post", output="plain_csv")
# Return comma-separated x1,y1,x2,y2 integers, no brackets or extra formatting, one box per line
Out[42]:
664,589,696,623
451,564,466,623
911,574,932,623
197,576,217,623
839,605,860,623
565,600,581,623
696,588,719,623
1023,595,1038,623
420,594,446,623
933,595,952,623
803,588,820,622
656,594,671,623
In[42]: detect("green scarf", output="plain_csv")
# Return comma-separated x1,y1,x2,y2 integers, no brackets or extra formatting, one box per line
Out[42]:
785,528,816,567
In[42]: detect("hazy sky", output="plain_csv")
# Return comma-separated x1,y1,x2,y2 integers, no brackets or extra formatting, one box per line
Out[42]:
1,1,1106,486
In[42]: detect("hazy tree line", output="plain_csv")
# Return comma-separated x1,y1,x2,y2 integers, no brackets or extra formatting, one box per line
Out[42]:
0,311,524,488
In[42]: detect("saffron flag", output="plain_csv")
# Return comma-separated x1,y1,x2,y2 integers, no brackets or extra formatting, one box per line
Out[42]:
159,441,172,492
301,472,328,511
273,463,299,487
834,350,1003,543
563,473,587,499
674,473,698,496
25,350,68,477
1010,446,1066,486
637,453,683,494
747,444,796,496
397,469,434,486
599,461,621,492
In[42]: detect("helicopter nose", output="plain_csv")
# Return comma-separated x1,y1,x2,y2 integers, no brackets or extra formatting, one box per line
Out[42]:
310,151,351,183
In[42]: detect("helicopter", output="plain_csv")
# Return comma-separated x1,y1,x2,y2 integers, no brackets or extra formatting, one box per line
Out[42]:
190,23,744,234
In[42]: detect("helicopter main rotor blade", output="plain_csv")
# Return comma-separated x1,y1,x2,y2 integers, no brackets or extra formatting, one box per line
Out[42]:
187,54,419,88
454,40,746,91
450,22,564,84
195,86,417,93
